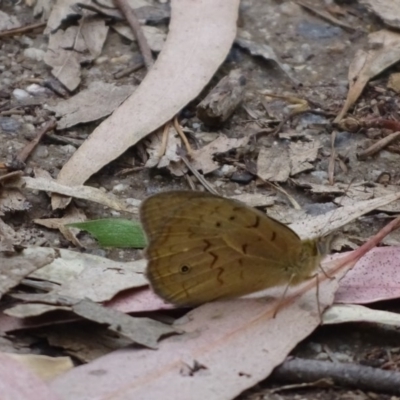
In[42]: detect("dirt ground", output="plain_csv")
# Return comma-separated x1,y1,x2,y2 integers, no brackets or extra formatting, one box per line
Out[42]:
1,0,400,399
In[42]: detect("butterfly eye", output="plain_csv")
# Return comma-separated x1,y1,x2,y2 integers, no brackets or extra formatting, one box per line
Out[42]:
180,265,191,274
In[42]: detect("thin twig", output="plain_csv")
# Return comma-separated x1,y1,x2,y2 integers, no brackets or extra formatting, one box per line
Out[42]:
260,178,301,210
357,131,400,160
328,130,336,185
174,116,194,156
0,21,46,38
10,120,56,170
181,155,219,195
295,0,358,32
113,0,154,69
271,357,400,395
159,122,170,159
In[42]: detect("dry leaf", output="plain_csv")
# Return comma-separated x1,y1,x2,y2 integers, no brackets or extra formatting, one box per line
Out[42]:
335,246,400,304
5,353,74,381
190,134,249,174
257,146,290,182
0,188,29,215
0,353,60,400
34,204,86,247
145,125,182,170
323,304,400,327
0,10,20,30
48,81,134,129
72,299,177,349
112,24,167,52
10,176,139,213
39,324,134,363
289,140,320,176
335,30,400,122
0,248,57,299
2,248,147,318
49,218,400,399
360,0,400,29
53,0,240,207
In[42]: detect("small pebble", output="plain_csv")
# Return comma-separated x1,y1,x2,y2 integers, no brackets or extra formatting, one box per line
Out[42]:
230,170,254,184
60,145,76,155
94,56,108,65
0,117,21,133
110,54,131,64
378,150,400,161
23,47,46,62
334,352,353,363
26,83,47,96
310,170,328,183
126,198,141,207
112,183,129,193
33,146,49,159
12,88,30,101
23,123,35,133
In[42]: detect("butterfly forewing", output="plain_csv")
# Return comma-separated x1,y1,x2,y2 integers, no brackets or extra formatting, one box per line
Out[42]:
140,191,321,306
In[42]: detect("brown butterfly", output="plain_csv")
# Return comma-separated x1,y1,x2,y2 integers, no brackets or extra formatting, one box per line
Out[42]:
140,191,330,306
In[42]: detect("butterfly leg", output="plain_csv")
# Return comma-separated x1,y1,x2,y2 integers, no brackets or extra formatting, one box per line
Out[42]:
318,263,334,280
273,273,295,318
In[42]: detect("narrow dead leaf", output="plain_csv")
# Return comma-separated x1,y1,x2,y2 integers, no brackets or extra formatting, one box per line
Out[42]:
323,304,400,327
11,176,139,213
72,299,177,349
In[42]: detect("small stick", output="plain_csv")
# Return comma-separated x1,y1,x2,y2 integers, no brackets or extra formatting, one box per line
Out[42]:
181,155,219,195
174,116,193,156
272,357,400,395
158,122,170,159
357,131,400,160
328,130,336,185
113,0,154,69
11,120,56,169
0,21,46,38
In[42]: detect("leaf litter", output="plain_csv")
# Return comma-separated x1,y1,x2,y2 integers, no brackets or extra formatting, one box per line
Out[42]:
2,0,400,398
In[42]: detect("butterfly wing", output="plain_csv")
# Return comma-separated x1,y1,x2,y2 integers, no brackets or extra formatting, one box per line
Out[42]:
140,191,320,306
